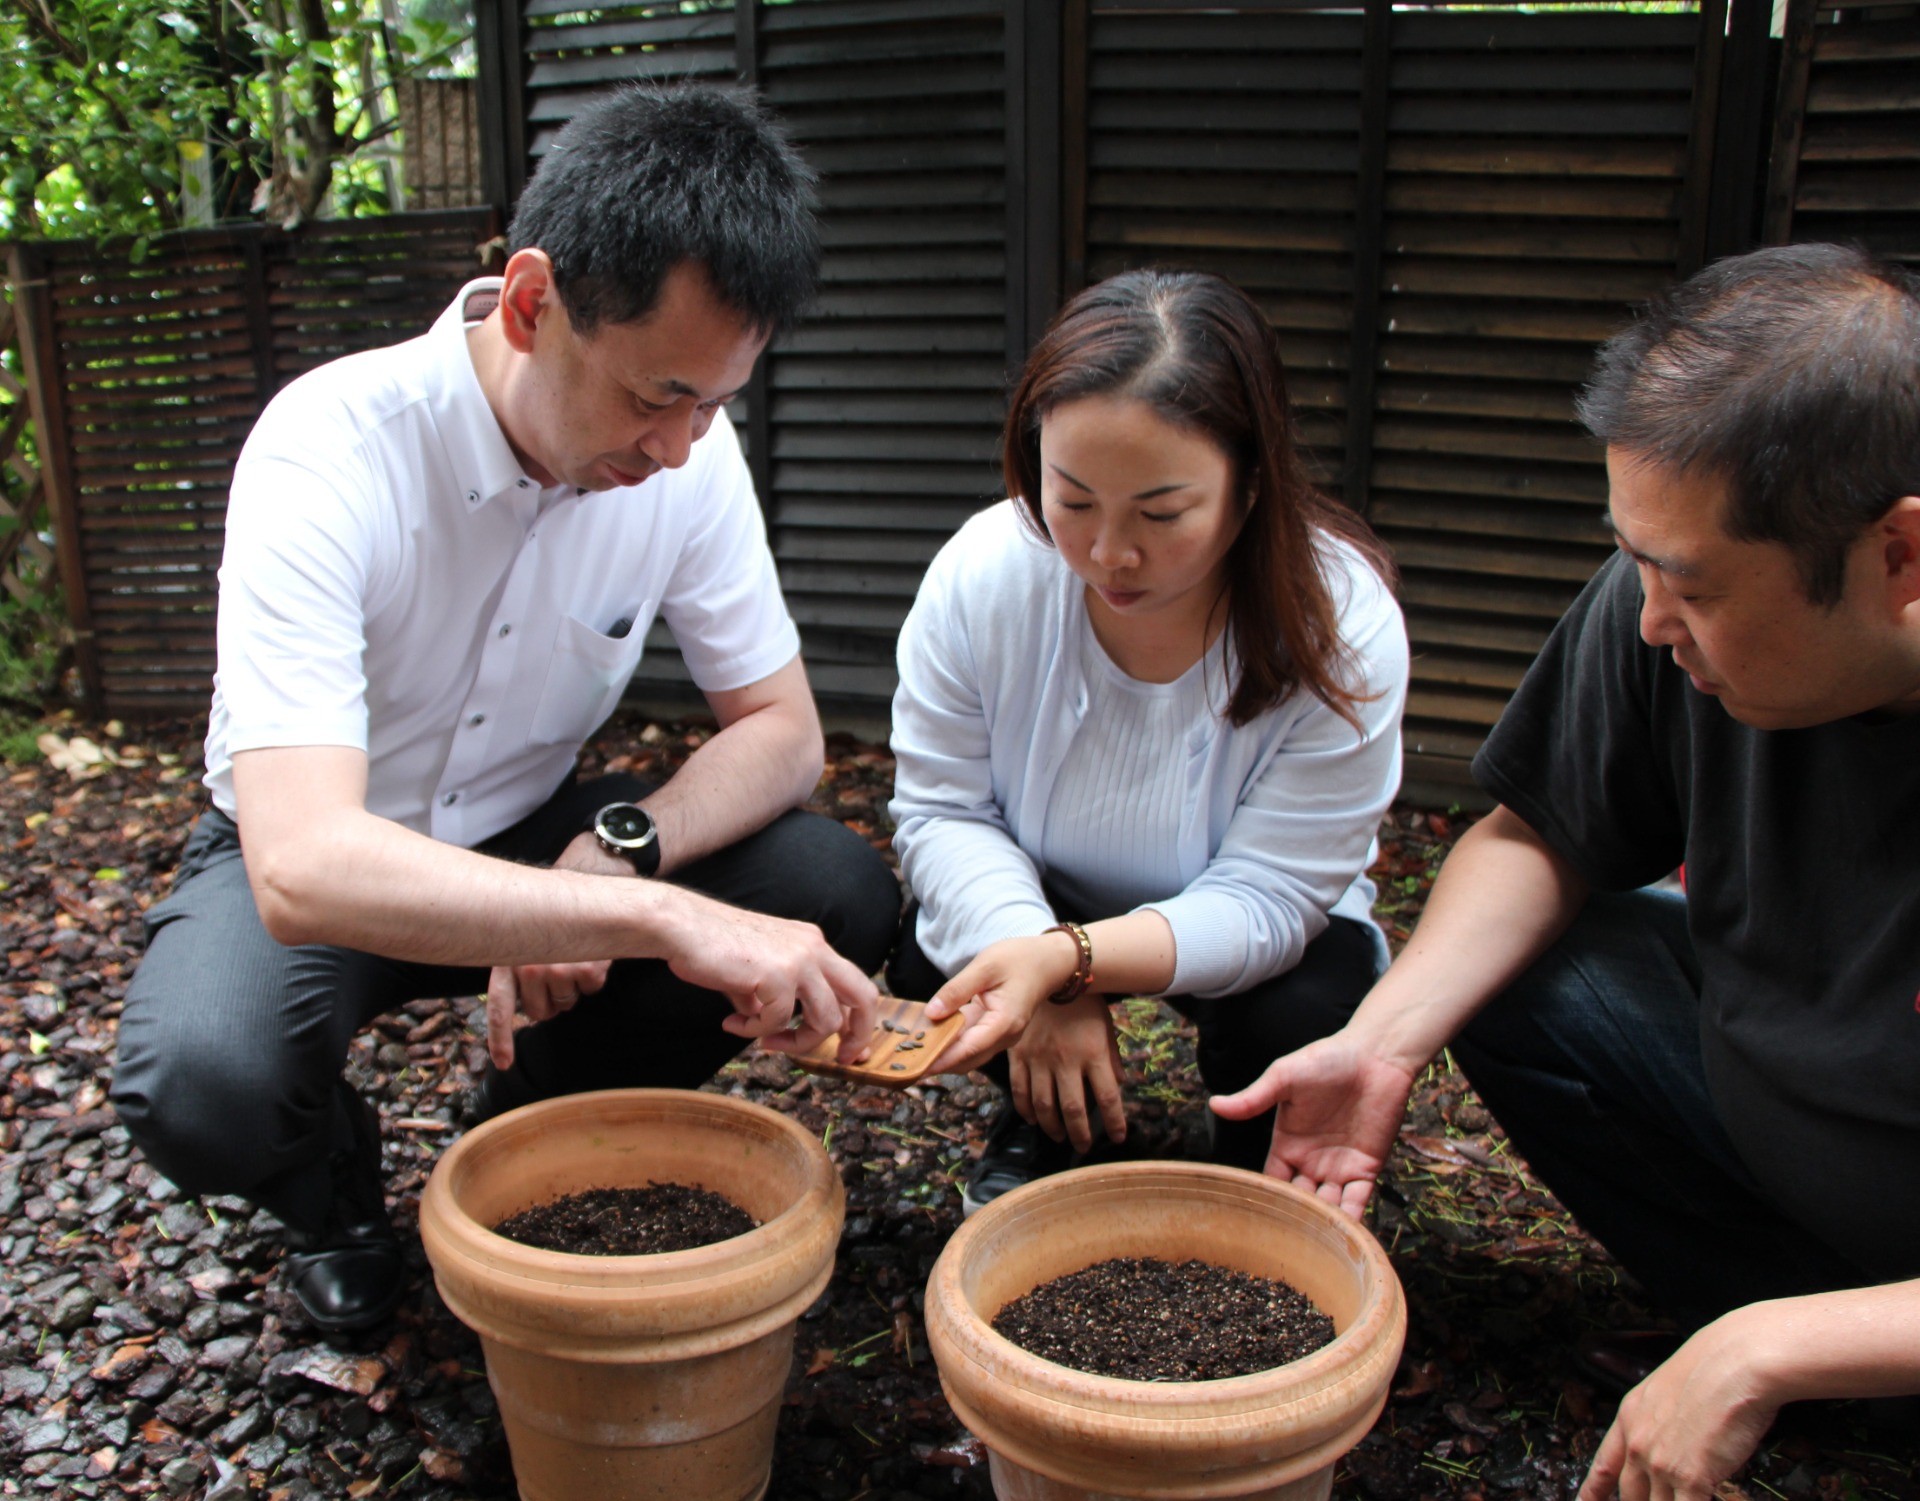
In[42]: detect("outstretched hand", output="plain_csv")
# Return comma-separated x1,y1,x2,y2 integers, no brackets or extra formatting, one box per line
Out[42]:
1209,1031,1417,1218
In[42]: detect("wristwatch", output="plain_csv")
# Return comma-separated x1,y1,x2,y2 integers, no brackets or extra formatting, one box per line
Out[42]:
591,802,661,877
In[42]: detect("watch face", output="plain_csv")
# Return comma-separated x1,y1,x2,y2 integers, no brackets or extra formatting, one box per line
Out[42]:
599,804,652,846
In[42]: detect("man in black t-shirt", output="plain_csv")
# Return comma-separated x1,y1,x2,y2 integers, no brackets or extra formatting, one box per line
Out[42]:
1214,243,1920,1497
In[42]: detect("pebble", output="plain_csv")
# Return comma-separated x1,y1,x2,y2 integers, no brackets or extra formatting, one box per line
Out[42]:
18,1413,70,1454
48,1286,99,1332
197,1334,255,1370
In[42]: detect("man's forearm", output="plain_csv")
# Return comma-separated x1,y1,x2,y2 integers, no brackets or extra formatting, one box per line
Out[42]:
1345,805,1591,1072
1748,1281,1920,1405
248,800,715,966
640,669,824,877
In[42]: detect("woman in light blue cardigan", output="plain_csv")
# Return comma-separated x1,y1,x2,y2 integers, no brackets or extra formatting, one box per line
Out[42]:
889,270,1410,1210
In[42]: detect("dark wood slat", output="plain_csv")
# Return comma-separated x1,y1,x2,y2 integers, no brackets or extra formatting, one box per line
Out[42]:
1393,53,1696,93
1091,54,1364,91
1810,15,1920,62
1390,97,1693,138
1383,176,1683,221
522,10,735,51
779,322,1006,355
1392,12,1698,51
773,461,1001,498
770,356,1008,390
1375,296,1633,345
1372,452,1608,506
756,0,1000,34
1091,14,1363,53
1379,218,1681,265
1387,137,1688,178
1806,71,1920,115
1371,492,1610,544
1800,117,1920,163
772,392,1004,425
1371,417,1601,467
1379,256,1674,304
1087,171,1355,212
1091,135,1360,174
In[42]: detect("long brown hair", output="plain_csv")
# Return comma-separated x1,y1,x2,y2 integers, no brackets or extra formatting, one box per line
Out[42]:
1003,269,1396,729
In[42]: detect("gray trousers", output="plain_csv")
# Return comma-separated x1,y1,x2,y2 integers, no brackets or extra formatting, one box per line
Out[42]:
110,772,900,1235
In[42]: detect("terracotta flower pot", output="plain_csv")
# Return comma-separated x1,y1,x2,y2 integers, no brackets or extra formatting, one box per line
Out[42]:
924,1162,1406,1501
418,1088,842,1501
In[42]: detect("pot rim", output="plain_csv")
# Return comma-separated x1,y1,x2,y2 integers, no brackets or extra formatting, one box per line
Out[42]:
425,1088,838,1285
929,1161,1404,1415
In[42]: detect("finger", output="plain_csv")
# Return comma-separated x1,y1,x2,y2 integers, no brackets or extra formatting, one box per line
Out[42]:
1210,1055,1289,1119
1316,1179,1345,1209
1090,1056,1128,1145
831,971,878,1062
1008,1053,1032,1124
761,977,839,1057
574,959,611,996
791,976,845,1056
926,956,992,1021
1579,1420,1627,1501
722,992,797,1039
485,966,519,1071
1055,1069,1095,1155
515,965,555,1023
927,1005,1014,1077
1030,1072,1064,1145
1338,1177,1375,1219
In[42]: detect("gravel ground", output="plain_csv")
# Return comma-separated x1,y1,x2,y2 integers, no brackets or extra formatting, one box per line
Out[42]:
2,712,1914,1501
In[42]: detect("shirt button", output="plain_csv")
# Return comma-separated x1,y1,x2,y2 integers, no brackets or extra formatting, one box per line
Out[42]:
442,792,459,806
469,714,485,727
516,479,529,489
465,490,479,504
498,624,511,638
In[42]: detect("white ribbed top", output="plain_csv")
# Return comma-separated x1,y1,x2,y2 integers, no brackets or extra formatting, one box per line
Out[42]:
1041,623,1214,920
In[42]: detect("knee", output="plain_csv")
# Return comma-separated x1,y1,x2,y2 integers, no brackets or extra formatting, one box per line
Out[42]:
796,821,902,973
111,1040,302,1198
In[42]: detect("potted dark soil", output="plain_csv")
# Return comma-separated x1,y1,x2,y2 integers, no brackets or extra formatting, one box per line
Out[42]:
419,1089,842,1501
924,1161,1406,1500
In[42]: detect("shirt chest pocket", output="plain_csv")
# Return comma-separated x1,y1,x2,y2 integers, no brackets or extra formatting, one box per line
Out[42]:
528,604,653,748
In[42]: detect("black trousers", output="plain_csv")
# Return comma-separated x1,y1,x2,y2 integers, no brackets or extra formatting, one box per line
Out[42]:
111,772,900,1235
886,903,1385,1173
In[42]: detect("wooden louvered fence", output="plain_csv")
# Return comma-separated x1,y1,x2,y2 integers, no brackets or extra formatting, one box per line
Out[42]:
1766,0,1920,258
478,0,1792,802
18,0,1918,801
8,209,502,717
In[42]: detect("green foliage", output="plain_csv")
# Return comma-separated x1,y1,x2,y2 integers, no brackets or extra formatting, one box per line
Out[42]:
0,0,475,243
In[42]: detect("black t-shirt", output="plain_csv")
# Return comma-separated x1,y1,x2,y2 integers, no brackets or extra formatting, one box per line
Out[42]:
1473,552,1920,1282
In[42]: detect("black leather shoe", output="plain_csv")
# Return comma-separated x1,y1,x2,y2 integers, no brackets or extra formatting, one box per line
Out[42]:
281,1084,404,1335
961,1105,1074,1217
1572,1329,1684,1396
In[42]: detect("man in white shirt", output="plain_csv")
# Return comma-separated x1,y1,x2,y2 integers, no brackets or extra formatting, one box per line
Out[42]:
111,84,894,1334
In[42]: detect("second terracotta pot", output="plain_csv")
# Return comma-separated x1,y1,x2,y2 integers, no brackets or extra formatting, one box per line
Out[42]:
924,1161,1406,1501
418,1088,843,1501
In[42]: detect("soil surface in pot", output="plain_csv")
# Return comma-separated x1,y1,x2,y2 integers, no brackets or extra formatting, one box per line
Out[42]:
492,1183,758,1256
991,1257,1335,1381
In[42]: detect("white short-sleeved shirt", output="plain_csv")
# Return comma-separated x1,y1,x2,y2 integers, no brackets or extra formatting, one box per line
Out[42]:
204,278,800,847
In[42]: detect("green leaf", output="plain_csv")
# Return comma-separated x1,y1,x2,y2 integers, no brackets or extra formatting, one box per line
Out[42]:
28,1030,50,1055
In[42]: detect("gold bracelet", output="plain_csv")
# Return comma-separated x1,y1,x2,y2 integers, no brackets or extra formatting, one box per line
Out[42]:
1042,921,1095,1006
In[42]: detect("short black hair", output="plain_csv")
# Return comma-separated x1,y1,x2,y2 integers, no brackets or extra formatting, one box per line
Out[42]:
506,82,819,338
1578,243,1920,606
